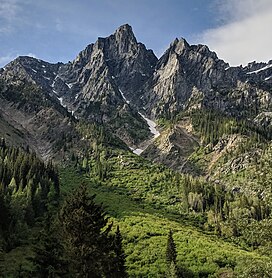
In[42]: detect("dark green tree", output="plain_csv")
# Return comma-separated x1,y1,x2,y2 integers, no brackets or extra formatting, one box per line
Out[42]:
166,230,177,265
59,184,113,277
111,225,127,278
31,217,67,278
166,230,179,277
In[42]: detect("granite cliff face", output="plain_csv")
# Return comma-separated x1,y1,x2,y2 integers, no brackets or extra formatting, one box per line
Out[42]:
137,37,272,122
0,25,159,150
0,24,271,167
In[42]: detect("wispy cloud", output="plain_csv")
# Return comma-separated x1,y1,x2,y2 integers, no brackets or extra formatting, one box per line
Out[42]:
0,0,20,33
0,0,19,20
0,54,16,67
0,52,37,68
199,0,272,66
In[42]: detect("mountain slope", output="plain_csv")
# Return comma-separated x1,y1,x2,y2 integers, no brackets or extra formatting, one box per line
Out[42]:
0,74,76,160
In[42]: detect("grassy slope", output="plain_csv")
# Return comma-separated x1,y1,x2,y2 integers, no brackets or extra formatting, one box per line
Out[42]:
60,155,270,278
1,148,269,277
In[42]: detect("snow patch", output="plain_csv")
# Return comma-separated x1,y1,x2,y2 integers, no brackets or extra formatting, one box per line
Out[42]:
67,107,78,119
31,69,37,73
133,148,144,155
56,94,76,117
57,97,66,108
119,89,130,104
43,76,50,80
52,74,59,87
43,70,46,73
42,65,45,68
138,112,160,138
129,147,144,155
129,113,160,156
246,64,272,75
265,76,272,81
66,82,73,89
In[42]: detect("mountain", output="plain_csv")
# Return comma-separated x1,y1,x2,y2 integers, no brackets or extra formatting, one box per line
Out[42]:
0,58,76,160
54,24,158,146
136,37,272,119
0,24,271,164
1,24,272,172
1,24,272,277
0,25,159,157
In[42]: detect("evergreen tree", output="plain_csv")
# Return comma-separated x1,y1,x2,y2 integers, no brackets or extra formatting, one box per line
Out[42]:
166,230,179,277
0,185,11,240
59,184,113,277
31,216,67,278
111,225,127,278
166,230,177,265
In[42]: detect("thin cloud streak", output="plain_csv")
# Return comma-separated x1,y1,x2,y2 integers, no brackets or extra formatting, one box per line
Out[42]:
0,0,19,20
0,0,22,34
199,0,272,66
0,55,17,67
0,53,37,68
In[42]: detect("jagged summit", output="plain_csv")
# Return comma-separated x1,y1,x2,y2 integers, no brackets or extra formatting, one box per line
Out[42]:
169,37,190,53
115,23,133,32
0,24,271,162
114,23,135,38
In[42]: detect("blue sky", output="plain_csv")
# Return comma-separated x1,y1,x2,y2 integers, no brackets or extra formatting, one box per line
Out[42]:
0,0,271,67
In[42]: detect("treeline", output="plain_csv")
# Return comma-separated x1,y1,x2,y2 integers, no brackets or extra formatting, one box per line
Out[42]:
76,121,128,150
180,175,271,246
0,139,59,251
190,109,272,144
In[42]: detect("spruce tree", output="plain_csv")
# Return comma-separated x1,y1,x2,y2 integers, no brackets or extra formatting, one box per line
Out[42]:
59,184,113,277
166,230,178,278
166,230,177,265
31,216,67,278
111,225,127,278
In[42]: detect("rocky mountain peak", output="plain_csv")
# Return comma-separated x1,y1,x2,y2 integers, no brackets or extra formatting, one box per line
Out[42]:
93,24,138,56
1,24,271,162
115,23,133,33
73,43,94,67
113,24,137,45
170,37,190,55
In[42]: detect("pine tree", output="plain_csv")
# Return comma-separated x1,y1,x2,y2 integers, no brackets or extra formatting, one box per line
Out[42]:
31,216,67,278
59,184,113,277
111,225,127,278
166,230,177,265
